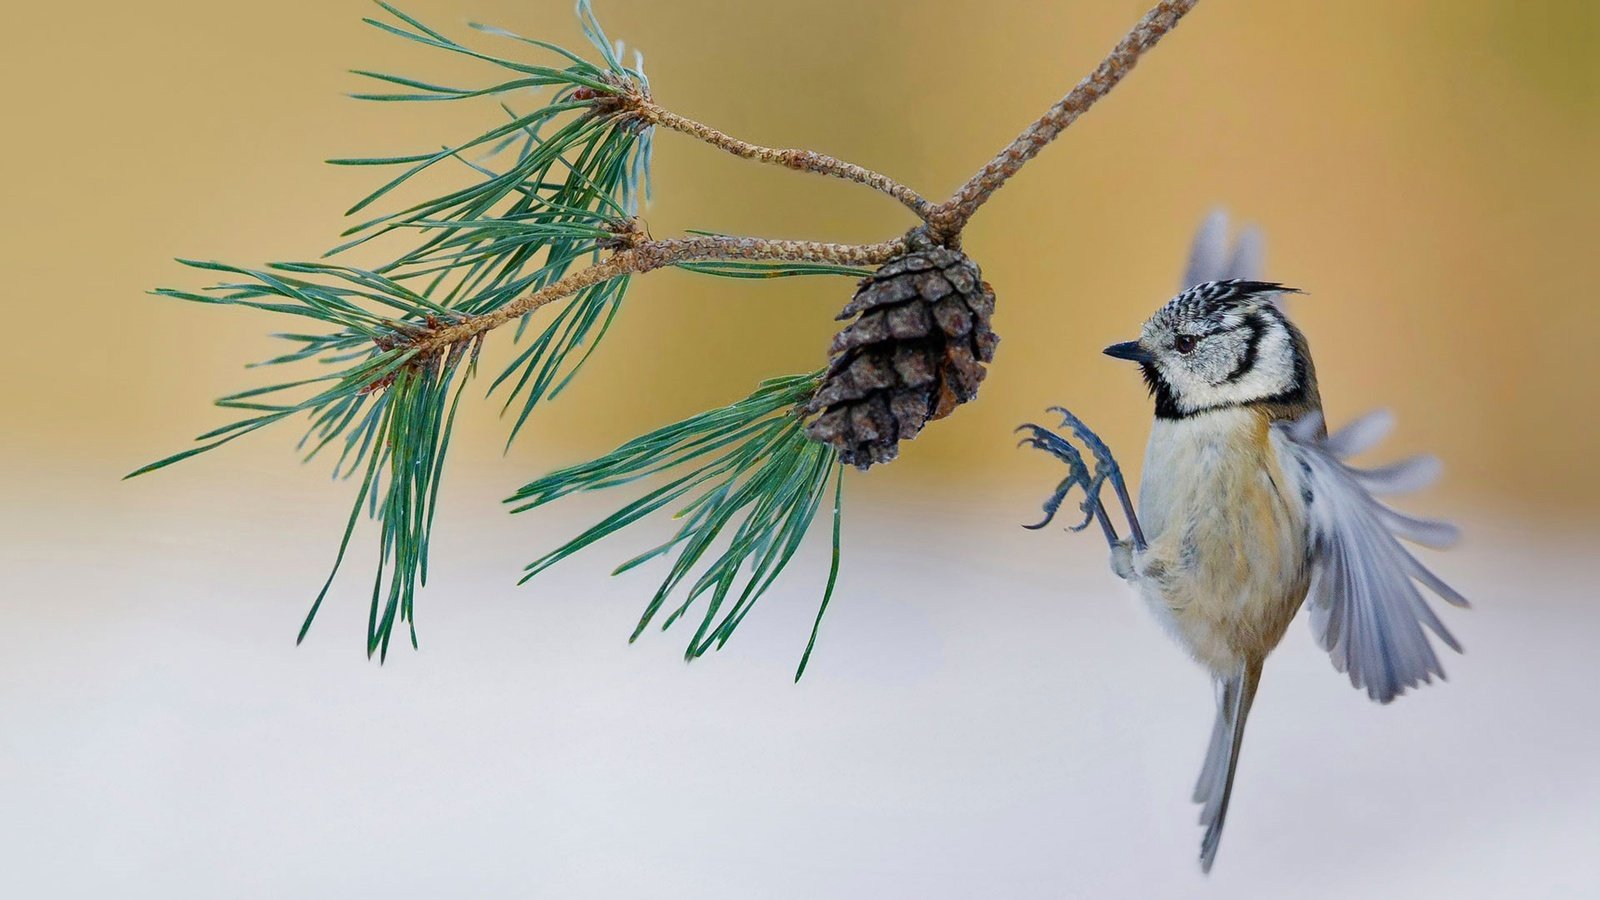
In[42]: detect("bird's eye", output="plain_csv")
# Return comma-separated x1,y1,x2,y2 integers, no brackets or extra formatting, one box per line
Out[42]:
1174,334,1198,354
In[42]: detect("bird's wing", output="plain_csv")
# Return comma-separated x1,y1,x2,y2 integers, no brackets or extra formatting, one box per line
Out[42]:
1181,208,1265,288
1275,410,1469,704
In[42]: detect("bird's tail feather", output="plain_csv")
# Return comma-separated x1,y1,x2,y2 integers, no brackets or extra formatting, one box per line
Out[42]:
1194,659,1263,874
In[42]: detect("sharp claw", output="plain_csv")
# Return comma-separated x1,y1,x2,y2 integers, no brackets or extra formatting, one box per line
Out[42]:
1050,406,1122,478
1015,434,1051,453
1020,407,1133,535
1022,464,1086,530
1017,420,1099,531
1067,482,1106,531
1046,405,1146,549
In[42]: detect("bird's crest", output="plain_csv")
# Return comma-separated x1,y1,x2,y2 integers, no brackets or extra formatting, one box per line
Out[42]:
1154,280,1299,334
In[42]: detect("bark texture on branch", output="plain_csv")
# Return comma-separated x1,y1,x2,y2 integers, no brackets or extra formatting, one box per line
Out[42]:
415,0,1203,357
413,235,909,355
928,0,1201,236
636,99,933,218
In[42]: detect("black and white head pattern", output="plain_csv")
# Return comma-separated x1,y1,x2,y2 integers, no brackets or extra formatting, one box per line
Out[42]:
1136,280,1306,419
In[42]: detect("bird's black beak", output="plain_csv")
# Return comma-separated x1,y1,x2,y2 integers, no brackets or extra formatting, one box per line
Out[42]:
1103,341,1153,363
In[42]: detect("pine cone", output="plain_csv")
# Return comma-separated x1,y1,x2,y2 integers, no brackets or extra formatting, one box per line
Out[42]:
803,246,998,469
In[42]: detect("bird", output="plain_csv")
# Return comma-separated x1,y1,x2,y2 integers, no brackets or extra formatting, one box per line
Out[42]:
1018,211,1468,873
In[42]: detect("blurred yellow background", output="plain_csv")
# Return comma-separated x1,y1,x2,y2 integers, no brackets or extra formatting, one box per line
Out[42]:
2,3,1598,897
1,0,1595,514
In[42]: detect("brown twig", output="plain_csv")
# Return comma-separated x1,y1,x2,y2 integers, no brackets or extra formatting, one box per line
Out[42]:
632,97,933,218
414,234,908,354
413,0,1200,357
928,0,1201,236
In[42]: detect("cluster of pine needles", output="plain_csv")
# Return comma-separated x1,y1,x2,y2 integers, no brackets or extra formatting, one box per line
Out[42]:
134,2,855,674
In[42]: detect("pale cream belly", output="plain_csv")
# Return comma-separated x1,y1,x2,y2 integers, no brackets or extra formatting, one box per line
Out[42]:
1134,411,1311,675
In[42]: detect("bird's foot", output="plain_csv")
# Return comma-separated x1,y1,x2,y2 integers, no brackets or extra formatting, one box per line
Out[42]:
1017,406,1146,550
1016,411,1113,534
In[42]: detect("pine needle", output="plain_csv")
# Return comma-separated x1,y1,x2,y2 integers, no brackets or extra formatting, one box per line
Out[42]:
507,373,847,671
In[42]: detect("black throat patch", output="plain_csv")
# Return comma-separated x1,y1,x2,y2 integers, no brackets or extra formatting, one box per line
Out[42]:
1141,362,1185,420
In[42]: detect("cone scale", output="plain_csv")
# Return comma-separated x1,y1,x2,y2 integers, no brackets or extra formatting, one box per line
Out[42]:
803,246,999,468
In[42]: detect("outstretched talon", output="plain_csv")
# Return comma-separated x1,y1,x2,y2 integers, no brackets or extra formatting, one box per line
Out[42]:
1016,419,1124,550
1046,406,1147,550
1016,423,1105,532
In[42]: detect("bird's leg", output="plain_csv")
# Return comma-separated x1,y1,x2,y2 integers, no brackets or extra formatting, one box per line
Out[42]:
1046,407,1148,552
1016,421,1120,548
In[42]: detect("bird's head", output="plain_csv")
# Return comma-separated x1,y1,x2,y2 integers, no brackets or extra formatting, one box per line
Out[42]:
1104,280,1306,419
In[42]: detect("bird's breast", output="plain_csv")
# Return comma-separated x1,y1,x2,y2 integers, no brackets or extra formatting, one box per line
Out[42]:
1134,407,1312,670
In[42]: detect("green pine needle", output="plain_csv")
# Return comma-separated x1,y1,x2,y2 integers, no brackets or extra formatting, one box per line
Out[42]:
142,4,863,663
141,1,652,655
489,274,630,447
796,465,844,681
507,373,846,672
133,262,480,657
323,2,657,450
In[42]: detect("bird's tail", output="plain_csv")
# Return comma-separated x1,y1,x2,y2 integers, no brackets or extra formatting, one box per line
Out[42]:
1193,659,1264,874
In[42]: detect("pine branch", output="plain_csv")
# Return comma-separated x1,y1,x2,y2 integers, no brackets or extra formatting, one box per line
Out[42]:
928,0,1201,236
507,372,843,677
138,0,1205,668
411,234,908,355
399,0,1201,355
631,96,932,217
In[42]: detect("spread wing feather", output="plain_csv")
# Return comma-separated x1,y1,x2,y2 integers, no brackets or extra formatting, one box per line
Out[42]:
1278,411,1468,704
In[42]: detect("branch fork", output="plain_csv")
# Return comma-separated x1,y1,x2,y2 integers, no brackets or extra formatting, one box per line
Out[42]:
144,0,1207,659
419,0,1201,352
